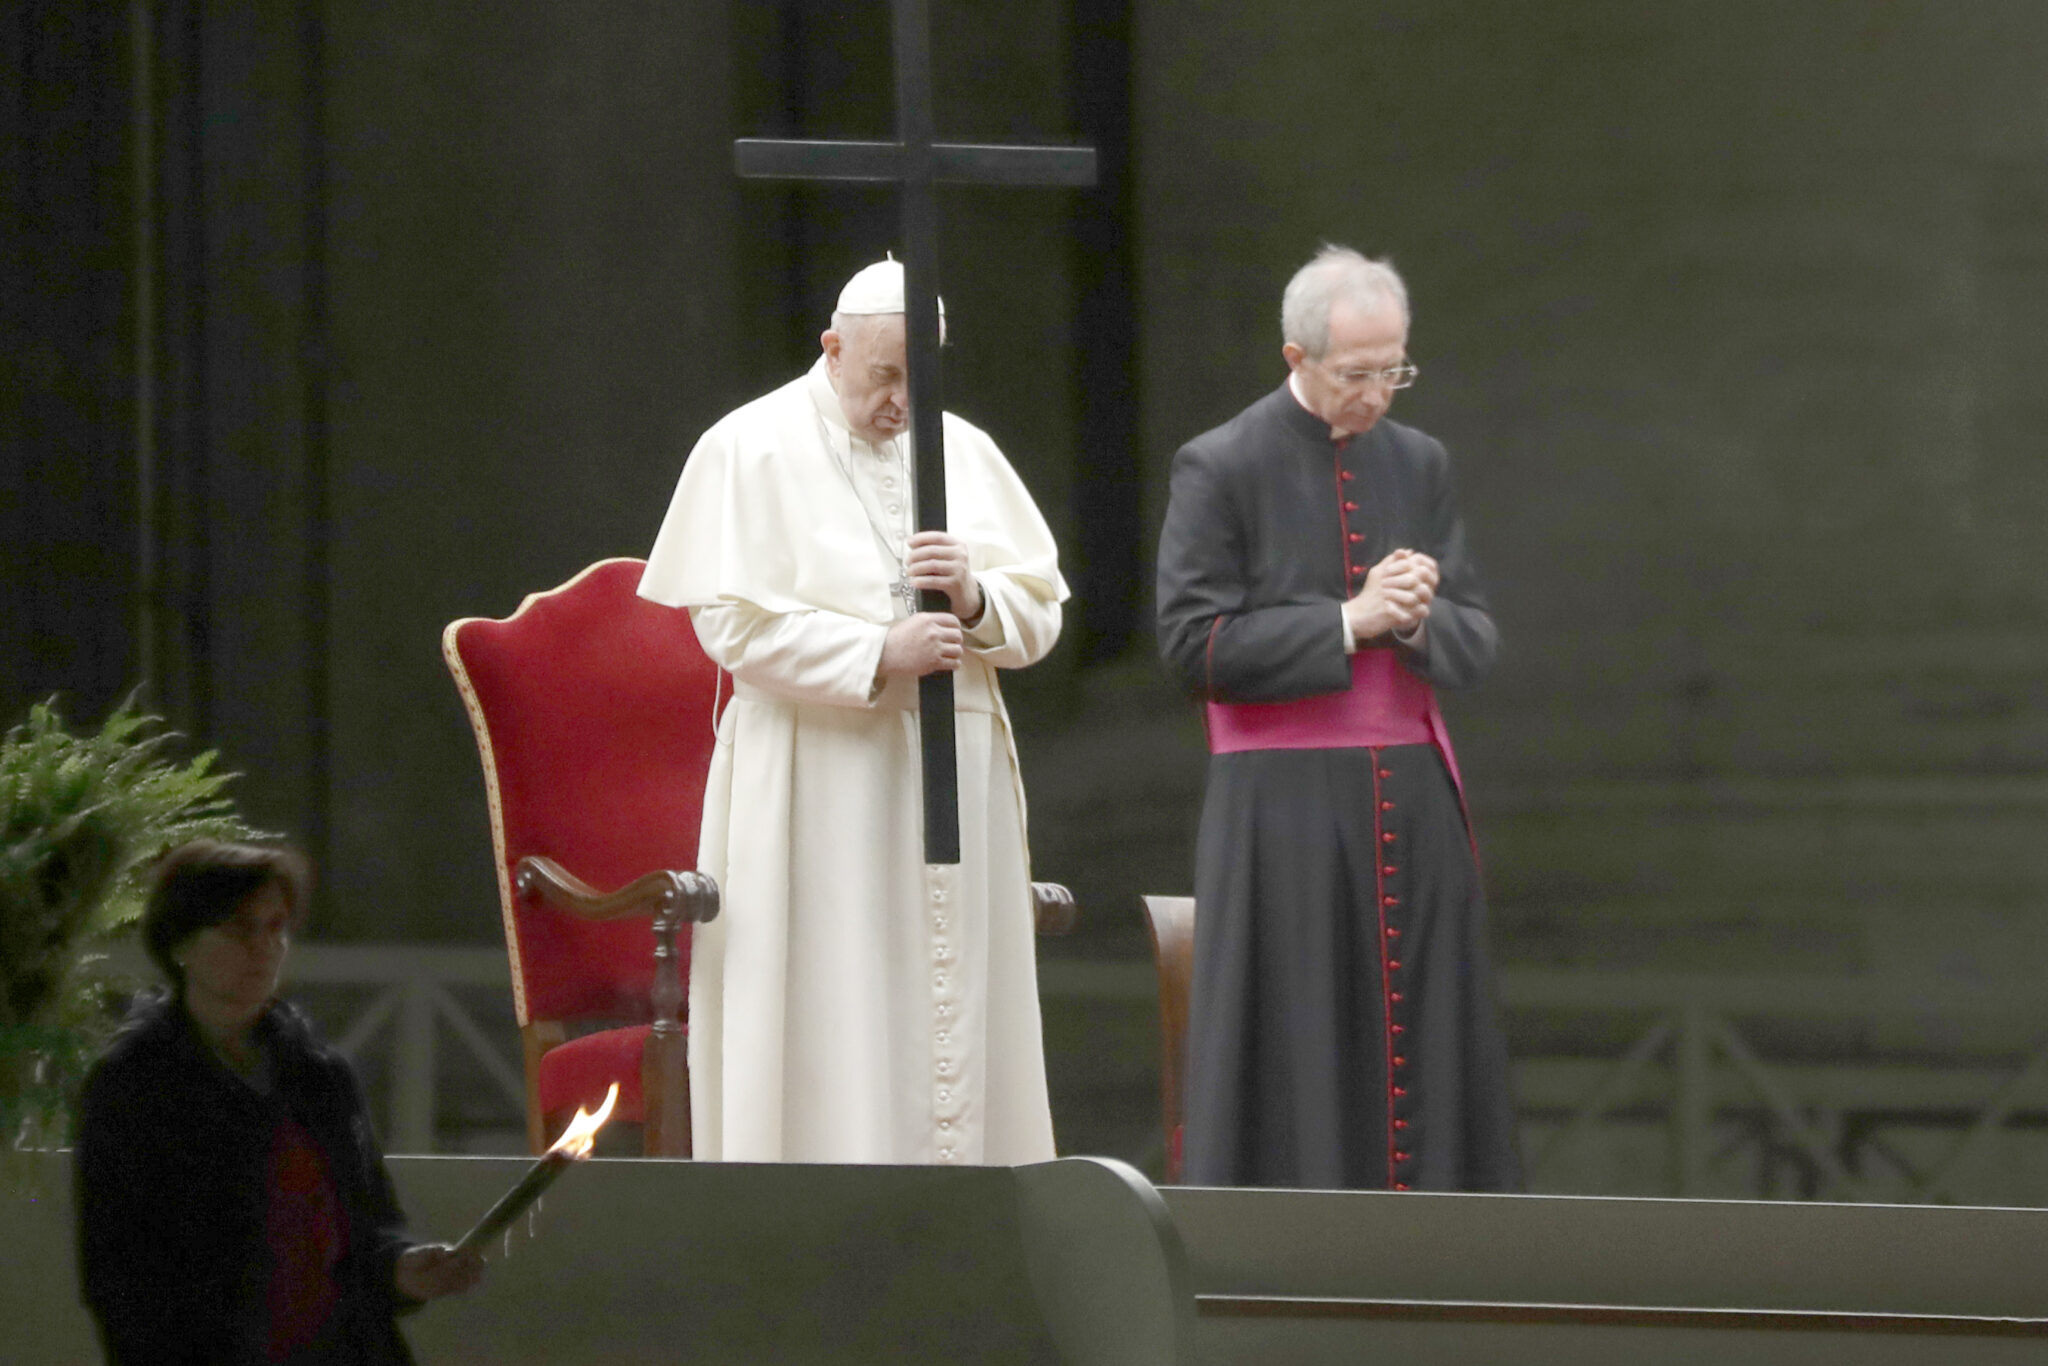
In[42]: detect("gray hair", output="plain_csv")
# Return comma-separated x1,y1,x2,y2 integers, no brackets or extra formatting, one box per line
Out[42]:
1280,246,1409,358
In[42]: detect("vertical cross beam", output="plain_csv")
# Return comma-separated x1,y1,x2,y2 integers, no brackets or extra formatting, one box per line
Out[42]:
892,0,955,864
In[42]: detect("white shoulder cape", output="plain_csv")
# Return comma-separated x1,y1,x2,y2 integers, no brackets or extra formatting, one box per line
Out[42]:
639,360,1068,618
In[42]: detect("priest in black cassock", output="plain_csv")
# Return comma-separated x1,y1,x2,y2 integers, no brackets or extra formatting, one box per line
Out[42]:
1156,245,1521,1192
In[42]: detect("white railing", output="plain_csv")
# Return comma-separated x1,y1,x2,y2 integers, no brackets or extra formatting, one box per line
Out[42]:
1504,971,2048,1202
290,945,526,1154
116,946,2048,1197
100,942,523,1155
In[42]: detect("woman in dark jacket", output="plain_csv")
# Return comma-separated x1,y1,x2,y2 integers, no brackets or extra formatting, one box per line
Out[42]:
75,840,482,1365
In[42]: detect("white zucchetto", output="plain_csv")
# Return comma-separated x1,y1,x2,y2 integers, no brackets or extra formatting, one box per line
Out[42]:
836,255,946,318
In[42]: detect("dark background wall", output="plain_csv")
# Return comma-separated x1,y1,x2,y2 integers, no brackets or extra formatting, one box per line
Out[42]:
315,2,741,933
8,0,2048,1182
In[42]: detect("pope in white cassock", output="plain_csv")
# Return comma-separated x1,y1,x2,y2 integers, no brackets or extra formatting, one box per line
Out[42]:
638,259,1068,1165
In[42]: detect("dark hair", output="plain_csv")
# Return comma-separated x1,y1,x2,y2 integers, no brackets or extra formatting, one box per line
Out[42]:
142,840,313,992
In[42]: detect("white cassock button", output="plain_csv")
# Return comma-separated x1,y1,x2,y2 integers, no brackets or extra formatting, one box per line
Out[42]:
940,1119,953,1131
936,1002,953,1018
936,1060,954,1077
937,1088,952,1103
936,1030,951,1045
934,973,948,990
931,886,948,903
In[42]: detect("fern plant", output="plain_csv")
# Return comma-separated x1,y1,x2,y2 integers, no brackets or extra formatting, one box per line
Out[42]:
0,697,268,1153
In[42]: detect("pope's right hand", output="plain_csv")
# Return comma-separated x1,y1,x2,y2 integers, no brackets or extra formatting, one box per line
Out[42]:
880,612,964,677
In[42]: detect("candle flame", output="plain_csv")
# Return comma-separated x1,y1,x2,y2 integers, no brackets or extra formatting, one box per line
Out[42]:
545,1082,620,1158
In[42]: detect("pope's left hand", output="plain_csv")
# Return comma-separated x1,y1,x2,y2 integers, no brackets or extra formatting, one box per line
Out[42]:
395,1242,485,1302
906,531,983,625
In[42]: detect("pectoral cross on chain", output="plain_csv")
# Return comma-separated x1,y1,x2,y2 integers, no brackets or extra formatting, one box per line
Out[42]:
889,577,920,617
735,0,1095,864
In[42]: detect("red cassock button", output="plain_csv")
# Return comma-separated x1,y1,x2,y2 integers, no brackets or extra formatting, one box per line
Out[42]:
1340,470,1355,481
1380,801,1395,811
1381,895,1398,907
1344,501,1359,512
1382,865,1398,876
1348,532,1363,543
1377,768,1393,779
1387,927,1402,939
1394,1119,1408,1131
1394,1182,1411,1191
1388,960,1403,971
1382,832,1397,843
1392,1086,1408,1097
1393,1150,1411,1163
1390,991,1403,1003
1391,1024,1405,1035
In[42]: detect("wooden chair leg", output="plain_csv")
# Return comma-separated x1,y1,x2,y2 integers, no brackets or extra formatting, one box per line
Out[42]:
521,1021,567,1156
642,1025,691,1158
1141,895,1196,1184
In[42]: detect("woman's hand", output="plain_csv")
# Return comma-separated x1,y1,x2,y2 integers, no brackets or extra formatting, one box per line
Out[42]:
395,1243,485,1302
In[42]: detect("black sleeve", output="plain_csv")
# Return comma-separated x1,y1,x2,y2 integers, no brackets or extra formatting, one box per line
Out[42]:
1399,436,1498,691
323,1056,419,1314
75,1062,264,1366
1156,441,1353,704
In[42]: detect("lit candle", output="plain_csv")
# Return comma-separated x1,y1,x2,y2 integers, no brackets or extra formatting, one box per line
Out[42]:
454,1083,618,1257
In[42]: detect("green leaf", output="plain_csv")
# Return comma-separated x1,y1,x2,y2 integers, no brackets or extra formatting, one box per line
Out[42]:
0,695,270,1159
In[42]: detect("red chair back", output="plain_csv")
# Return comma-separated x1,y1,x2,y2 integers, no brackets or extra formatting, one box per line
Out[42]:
444,559,722,1025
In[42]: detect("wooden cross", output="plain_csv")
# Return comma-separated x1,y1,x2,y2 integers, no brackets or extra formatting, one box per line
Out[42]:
735,0,1095,865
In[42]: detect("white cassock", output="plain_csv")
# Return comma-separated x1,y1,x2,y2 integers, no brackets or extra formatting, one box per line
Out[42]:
638,357,1068,1165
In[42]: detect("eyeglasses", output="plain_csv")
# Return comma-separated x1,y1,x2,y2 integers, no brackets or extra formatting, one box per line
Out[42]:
1315,358,1419,390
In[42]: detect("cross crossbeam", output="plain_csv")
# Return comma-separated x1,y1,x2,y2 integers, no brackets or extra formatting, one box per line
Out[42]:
734,140,1096,187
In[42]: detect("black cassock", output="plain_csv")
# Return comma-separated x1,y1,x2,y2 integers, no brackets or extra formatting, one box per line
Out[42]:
1156,382,1521,1192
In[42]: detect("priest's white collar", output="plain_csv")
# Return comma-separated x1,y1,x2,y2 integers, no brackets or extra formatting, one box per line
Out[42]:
1287,369,1356,442
1287,368,1310,412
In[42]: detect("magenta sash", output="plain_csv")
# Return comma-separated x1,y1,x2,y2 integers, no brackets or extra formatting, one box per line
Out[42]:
1206,649,1435,754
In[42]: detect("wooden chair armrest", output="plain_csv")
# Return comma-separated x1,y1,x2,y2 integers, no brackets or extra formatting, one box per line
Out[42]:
515,855,720,924
516,857,710,1159
1032,881,1078,936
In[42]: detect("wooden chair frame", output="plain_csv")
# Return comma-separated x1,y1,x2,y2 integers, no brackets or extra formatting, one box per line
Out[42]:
1031,881,1079,936
512,857,719,1156
443,561,723,1158
1140,894,1196,1183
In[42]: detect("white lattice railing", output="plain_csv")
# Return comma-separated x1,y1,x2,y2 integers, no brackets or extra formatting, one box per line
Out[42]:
102,947,2048,1194
1503,971,2048,1202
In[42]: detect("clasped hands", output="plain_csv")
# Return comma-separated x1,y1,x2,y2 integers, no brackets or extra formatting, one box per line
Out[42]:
1343,548,1439,643
879,531,983,678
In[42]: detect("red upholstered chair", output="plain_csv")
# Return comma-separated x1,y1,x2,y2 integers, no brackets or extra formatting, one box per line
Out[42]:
443,558,721,1157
